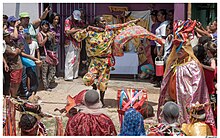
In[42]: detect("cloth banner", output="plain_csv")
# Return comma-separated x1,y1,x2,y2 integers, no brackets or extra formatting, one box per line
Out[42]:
113,25,165,56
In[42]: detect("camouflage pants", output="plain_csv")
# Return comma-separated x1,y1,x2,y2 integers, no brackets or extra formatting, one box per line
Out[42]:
83,57,110,92
41,58,56,89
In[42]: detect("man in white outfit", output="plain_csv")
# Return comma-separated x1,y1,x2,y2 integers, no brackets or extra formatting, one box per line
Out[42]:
64,10,85,80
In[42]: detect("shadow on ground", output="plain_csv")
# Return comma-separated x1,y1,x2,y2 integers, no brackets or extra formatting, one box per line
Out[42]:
105,99,118,108
104,99,158,108
38,81,59,90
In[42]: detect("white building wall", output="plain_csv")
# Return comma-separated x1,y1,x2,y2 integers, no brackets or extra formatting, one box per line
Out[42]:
3,3,41,23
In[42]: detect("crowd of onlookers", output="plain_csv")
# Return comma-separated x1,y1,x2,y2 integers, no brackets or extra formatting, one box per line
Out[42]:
138,9,217,88
3,7,92,99
3,6,217,136
3,7,56,99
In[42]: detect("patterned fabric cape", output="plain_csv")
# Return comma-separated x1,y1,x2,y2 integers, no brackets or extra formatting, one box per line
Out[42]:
65,112,117,136
113,25,165,56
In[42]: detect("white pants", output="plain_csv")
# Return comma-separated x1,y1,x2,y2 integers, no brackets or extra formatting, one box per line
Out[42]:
64,41,80,80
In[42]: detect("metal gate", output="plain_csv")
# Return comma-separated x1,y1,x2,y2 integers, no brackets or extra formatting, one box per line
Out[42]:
49,3,96,76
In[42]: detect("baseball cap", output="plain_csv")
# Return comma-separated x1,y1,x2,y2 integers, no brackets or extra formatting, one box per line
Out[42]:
19,12,30,18
72,10,81,21
7,16,19,22
150,10,158,16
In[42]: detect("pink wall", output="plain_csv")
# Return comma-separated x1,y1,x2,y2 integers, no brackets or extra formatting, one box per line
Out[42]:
174,3,186,20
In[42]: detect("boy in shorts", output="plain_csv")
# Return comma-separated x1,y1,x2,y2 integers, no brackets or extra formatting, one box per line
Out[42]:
3,31,23,98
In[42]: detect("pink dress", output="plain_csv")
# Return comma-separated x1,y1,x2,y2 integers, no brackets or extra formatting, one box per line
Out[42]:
157,59,216,135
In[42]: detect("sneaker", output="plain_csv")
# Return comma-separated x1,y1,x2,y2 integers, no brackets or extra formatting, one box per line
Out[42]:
51,79,55,83
45,88,52,92
26,92,33,99
19,91,32,99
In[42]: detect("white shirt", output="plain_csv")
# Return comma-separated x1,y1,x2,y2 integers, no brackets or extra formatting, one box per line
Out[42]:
155,20,170,47
29,41,39,57
163,34,173,59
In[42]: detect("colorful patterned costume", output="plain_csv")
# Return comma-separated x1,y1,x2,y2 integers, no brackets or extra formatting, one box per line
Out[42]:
74,22,135,91
74,24,164,91
181,102,213,136
65,112,117,136
157,19,216,135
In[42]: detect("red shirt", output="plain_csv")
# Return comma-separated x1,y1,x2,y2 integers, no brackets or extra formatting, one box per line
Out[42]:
64,16,85,48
